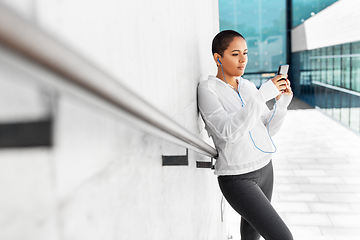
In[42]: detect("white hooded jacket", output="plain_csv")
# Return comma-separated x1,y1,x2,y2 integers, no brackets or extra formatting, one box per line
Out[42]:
197,75,292,175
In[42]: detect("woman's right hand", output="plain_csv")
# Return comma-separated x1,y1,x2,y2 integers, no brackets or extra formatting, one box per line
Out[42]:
271,75,288,93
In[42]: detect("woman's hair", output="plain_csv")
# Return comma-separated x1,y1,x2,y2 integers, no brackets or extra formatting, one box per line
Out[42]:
212,30,245,57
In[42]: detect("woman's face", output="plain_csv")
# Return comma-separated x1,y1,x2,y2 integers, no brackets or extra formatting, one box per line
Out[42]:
220,37,248,77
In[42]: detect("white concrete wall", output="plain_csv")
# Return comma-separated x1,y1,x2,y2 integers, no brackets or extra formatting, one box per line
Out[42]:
0,0,227,239
292,0,360,52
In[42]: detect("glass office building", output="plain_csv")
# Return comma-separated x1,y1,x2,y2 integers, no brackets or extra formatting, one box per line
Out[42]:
218,0,336,75
293,41,360,133
219,0,360,133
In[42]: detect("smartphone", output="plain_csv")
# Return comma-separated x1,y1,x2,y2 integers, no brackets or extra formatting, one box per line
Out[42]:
277,64,289,78
277,64,289,92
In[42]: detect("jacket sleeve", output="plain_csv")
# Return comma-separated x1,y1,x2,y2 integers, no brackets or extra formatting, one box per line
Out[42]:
198,80,280,144
262,94,293,136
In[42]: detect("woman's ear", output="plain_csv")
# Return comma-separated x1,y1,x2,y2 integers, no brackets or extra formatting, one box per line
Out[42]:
213,53,221,66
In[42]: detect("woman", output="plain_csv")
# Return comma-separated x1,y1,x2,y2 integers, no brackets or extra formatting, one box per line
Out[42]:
197,30,293,240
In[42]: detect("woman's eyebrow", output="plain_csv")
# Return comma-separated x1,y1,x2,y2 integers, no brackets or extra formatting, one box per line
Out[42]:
231,49,248,52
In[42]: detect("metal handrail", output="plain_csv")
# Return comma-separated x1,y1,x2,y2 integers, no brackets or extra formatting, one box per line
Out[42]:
0,4,217,158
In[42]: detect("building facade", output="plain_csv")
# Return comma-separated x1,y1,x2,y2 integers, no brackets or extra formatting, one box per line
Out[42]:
291,0,360,133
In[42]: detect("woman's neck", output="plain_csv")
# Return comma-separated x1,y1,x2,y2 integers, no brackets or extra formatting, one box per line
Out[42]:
216,73,238,89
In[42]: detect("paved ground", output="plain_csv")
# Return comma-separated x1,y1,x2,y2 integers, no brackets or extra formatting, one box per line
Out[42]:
226,98,360,240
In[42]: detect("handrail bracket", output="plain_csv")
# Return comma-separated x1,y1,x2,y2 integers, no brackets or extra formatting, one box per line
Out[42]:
162,149,189,166
196,158,214,169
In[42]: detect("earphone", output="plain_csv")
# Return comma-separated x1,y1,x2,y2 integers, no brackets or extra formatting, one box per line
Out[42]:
218,58,277,154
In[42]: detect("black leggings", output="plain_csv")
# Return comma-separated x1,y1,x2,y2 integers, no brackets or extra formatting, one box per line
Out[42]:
218,161,293,240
